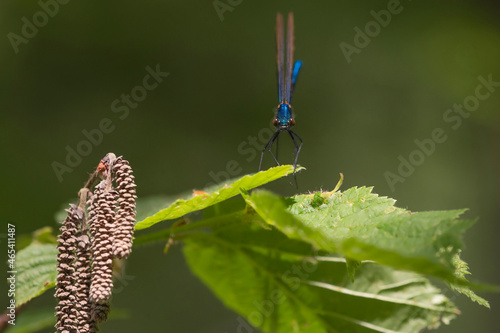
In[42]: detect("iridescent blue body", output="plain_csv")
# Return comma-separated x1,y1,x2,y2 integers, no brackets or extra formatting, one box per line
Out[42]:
259,13,303,185
274,59,302,128
276,103,293,128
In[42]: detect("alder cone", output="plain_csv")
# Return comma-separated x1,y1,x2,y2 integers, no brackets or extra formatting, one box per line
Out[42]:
55,153,137,332
55,204,82,333
112,157,137,259
89,181,116,304
74,234,97,333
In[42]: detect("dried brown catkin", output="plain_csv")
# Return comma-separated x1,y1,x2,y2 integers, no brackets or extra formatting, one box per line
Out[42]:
73,234,96,333
55,204,82,333
112,157,136,259
89,180,116,304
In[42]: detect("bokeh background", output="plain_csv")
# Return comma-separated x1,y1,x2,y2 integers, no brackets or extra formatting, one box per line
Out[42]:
1,0,499,332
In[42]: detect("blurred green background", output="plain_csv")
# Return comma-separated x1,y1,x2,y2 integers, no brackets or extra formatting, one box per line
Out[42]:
1,0,499,332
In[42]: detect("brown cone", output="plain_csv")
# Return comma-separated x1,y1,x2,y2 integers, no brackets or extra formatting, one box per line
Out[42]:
88,181,116,304
112,157,136,259
73,234,97,333
55,204,82,333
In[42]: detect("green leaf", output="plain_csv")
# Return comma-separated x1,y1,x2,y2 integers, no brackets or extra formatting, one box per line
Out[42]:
15,242,58,306
184,220,458,333
135,165,300,230
449,252,490,308
345,257,362,282
310,191,325,208
243,188,476,286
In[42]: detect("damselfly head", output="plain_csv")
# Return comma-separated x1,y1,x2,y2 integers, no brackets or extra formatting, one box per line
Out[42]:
273,117,295,129
274,103,295,128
